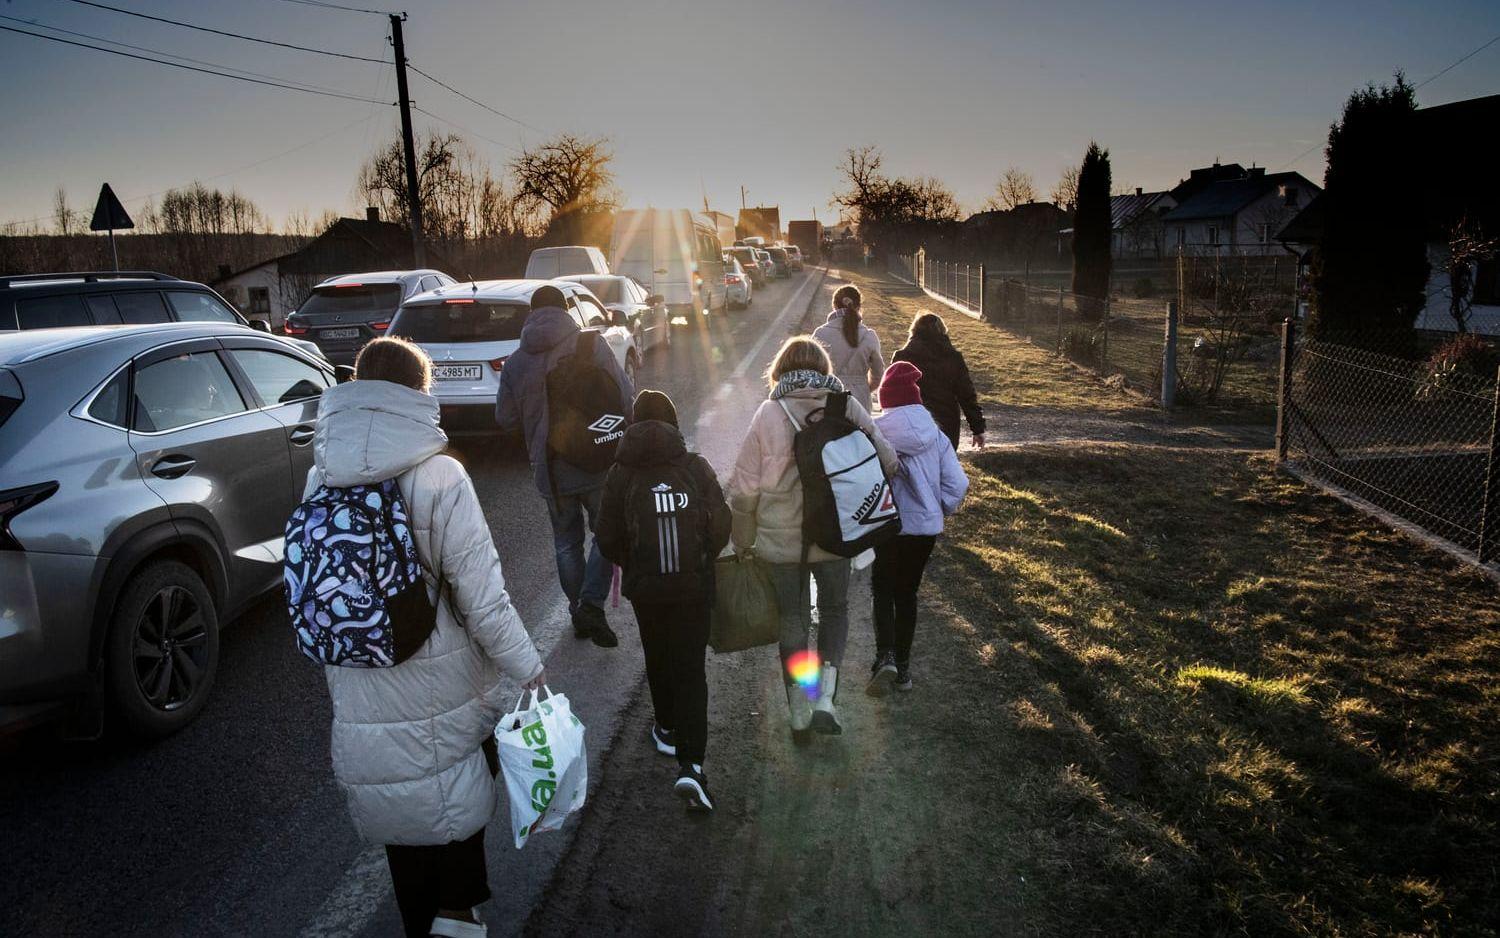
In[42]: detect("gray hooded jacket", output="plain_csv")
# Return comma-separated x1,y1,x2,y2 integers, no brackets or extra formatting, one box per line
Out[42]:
494,305,635,497
307,380,543,846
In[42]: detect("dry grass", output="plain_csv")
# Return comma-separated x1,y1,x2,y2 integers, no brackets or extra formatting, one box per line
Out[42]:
928,442,1500,935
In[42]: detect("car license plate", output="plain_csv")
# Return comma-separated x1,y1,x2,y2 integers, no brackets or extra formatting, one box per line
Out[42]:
320,327,360,340
434,364,482,381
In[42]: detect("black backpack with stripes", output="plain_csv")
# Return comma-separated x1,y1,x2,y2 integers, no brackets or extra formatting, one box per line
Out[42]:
621,459,712,603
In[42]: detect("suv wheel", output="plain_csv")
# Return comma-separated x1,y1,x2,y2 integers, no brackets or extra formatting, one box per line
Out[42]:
104,560,220,738
624,351,639,387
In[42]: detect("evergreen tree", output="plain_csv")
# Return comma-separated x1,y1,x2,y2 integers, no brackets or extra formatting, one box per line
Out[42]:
1071,142,1112,307
1308,73,1428,350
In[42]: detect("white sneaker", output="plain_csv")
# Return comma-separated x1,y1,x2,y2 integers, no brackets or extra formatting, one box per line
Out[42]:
810,664,842,735
785,683,813,732
430,913,487,937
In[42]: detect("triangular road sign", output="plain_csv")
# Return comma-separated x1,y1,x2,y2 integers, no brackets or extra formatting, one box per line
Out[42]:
90,183,134,232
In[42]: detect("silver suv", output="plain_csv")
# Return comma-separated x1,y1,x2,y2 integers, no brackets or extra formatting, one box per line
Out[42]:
0,323,346,737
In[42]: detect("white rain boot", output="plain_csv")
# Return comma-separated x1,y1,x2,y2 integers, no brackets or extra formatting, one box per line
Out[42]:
810,664,842,735
786,681,813,732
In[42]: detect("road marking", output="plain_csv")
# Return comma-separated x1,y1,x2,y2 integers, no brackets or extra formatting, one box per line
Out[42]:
300,846,388,938
729,270,827,380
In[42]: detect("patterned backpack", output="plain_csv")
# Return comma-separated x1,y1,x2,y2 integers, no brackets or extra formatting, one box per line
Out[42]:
283,478,439,668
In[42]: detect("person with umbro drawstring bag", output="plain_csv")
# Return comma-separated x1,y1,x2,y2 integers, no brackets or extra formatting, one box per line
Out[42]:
596,390,731,811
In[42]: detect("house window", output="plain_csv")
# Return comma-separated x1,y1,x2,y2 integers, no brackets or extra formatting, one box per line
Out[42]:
1280,185,1300,207
1475,257,1500,306
1206,225,1220,246
248,287,271,317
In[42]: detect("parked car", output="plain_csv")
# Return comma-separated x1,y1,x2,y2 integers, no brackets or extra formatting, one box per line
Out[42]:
755,248,779,279
282,270,454,366
723,257,753,309
766,247,792,278
610,208,726,319
389,279,639,435
0,270,325,360
556,274,671,353
785,245,805,271
523,246,610,279
727,246,767,287
0,323,348,737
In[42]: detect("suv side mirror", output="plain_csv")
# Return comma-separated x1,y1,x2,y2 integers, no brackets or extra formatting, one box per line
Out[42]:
609,309,629,327
248,318,272,333
334,365,355,384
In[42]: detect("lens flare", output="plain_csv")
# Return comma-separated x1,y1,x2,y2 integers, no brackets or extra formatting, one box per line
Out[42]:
786,650,821,697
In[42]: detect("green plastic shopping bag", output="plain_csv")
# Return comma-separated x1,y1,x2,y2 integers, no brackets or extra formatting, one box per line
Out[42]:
709,552,780,653
495,685,587,849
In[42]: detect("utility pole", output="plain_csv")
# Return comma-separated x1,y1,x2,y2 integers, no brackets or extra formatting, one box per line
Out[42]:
390,13,426,266
740,186,747,210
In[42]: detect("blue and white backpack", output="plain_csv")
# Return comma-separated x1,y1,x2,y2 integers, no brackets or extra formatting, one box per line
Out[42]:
283,478,439,668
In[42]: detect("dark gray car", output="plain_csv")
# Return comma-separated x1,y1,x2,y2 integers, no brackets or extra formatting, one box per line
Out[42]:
0,323,345,737
284,269,454,365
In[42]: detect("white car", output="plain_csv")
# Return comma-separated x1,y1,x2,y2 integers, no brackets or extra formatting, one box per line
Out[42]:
389,279,639,435
723,256,753,309
523,246,609,279
556,273,671,353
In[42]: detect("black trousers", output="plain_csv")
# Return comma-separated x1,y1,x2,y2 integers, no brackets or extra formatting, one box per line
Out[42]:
633,599,711,766
383,738,498,938
871,534,938,666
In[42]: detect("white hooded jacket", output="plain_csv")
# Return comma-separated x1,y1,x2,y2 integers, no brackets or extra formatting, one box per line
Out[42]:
305,379,543,846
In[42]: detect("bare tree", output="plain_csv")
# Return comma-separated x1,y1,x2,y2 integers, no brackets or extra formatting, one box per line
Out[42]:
985,167,1037,211
508,134,619,236
52,187,80,236
1443,219,1499,333
1050,166,1080,212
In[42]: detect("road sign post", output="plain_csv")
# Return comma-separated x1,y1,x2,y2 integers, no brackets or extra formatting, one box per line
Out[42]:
89,183,134,272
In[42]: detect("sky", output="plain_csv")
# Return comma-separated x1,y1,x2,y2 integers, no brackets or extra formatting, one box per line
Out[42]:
1,0,1497,233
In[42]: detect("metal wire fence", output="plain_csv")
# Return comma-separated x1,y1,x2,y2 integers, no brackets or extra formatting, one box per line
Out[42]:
889,251,1281,415
1282,334,1500,563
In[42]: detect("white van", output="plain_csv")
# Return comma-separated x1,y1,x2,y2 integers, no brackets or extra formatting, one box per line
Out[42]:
610,209,726,318
523,245,610,279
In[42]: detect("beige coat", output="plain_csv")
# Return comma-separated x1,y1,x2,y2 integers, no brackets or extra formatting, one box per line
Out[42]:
812,311,885,412
727,386,899,564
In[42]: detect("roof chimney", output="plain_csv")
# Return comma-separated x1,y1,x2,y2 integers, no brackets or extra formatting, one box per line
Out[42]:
1135,187,1143,196
365,206,380,223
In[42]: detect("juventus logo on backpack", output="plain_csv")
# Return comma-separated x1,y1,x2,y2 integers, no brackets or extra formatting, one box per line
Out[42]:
780,391,901,557
622,465,709,601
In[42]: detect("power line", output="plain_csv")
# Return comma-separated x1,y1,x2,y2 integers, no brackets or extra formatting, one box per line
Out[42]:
0,112,383,230
0,13,374,98
271,0,396,15
410,105,523,155
407,63,544,134
0,23,389,103
63,0,387,64
1415,31,1500,89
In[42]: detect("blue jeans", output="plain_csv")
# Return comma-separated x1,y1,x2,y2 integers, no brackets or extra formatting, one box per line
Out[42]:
767,559,851,671
545,487,611,612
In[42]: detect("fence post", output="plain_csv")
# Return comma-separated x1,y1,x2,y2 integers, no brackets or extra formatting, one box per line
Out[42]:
978,265,986,320
1056,287,1064,350
1162,300,1178,409
1478,365,1500,564
1274,317,1296,462
1100,296,1111,375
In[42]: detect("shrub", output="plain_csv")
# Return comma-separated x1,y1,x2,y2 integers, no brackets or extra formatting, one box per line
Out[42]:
1417,333,1499,400
1061,325,1103,366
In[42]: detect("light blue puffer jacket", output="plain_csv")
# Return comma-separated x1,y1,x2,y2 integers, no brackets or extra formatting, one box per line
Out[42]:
873,403,969,536
307,380,543,846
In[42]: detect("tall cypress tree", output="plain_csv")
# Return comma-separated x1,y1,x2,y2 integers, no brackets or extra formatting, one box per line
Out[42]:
1071,142,1112,308
1308,74,1428,350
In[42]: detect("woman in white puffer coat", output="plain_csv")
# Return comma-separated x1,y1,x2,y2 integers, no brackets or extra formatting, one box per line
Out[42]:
305,337,544,938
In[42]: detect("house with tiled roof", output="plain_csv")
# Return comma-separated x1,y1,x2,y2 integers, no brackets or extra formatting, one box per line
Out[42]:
211,209,448,328
1160,167,1319,256
1109,187,1176,258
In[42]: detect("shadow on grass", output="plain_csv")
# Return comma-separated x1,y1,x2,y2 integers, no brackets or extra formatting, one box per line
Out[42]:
932,444,1500,935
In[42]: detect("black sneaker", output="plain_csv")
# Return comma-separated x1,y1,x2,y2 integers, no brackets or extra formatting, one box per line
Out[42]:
571,604,618,648
651,723,677,757
866,651,898,697
674,764,714,812
895,663,913,692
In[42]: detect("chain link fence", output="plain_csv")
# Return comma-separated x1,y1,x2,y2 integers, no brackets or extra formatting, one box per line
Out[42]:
1281,334,1500,564
889,250,1282,416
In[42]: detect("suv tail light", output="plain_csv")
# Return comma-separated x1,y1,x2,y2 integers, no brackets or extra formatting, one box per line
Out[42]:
489,357,507,372
370,321,391,331
283,321,308,336
0,482,58,551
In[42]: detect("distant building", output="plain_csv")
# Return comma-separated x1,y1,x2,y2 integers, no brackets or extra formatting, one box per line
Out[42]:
1109,188,1176,258
213,209,444,328
1160,167,1320,256
1276,93,1500,335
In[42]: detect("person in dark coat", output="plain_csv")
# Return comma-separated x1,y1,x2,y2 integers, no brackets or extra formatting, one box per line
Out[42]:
891,311,986,450
596,390,731,812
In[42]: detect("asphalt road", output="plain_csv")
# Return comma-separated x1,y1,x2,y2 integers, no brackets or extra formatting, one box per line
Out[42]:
0,267,828,938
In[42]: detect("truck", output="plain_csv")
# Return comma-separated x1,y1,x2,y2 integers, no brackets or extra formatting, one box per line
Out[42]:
787,220,824,265
736,206,781,244
704,211,736,255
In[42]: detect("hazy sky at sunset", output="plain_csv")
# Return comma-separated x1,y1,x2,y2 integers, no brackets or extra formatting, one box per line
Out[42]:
1,0,1497,231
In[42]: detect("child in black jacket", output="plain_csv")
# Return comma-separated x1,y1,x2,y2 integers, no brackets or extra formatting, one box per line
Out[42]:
596,389,731,811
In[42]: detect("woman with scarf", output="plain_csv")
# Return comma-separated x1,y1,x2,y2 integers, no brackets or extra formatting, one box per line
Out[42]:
812,284,885,412
727,336,898,739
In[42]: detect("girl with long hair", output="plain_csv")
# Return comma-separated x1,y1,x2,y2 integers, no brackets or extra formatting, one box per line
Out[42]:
812,284,885,412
